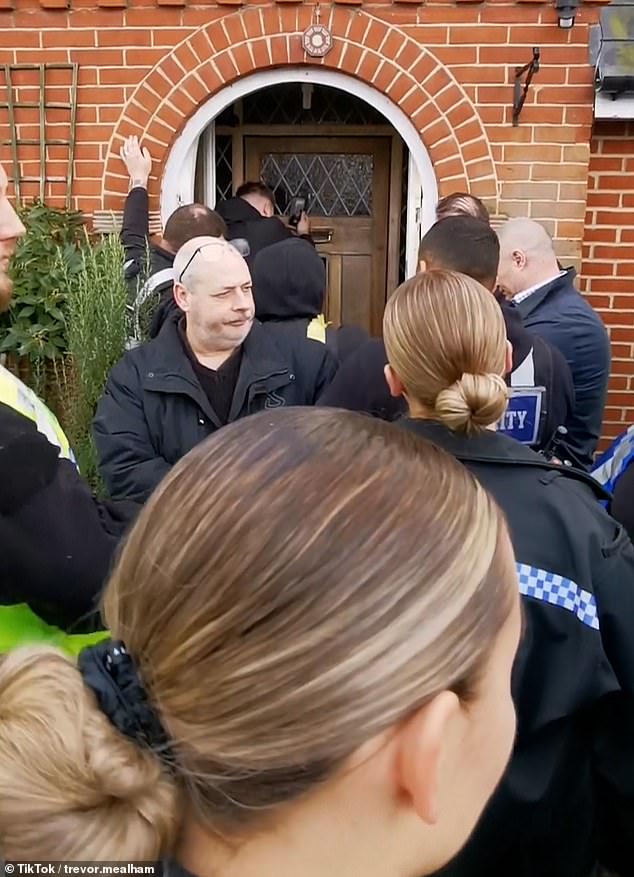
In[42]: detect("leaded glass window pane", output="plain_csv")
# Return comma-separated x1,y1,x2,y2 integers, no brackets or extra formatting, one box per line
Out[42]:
260,153,373,217
215,134,233,202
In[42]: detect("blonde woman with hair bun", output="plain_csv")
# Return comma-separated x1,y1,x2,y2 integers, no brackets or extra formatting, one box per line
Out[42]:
384,269,634,877
384,270,510,436
0,407,522,876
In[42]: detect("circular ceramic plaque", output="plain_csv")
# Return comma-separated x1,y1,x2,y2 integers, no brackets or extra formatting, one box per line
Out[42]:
302,24,333,58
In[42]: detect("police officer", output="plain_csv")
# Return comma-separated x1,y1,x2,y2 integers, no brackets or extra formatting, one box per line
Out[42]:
384,269,634,877
0,162,135,652
593,423,634,542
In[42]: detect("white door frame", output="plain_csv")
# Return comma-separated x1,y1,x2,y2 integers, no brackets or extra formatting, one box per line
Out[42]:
161,67,437,278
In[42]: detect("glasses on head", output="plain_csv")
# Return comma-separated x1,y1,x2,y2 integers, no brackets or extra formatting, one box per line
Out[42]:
177,239,250,284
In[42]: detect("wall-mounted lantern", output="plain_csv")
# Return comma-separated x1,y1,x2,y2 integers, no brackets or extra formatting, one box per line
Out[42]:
555,0,580,29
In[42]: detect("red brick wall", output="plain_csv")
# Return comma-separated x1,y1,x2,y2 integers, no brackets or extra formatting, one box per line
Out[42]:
0,0,607,257
5,0,632,446
582,122,634,447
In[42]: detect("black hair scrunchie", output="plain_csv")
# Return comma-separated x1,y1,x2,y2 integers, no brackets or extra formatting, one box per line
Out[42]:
78,639,174,767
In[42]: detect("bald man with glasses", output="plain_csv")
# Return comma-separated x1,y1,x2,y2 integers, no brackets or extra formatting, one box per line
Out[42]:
93,236,337,504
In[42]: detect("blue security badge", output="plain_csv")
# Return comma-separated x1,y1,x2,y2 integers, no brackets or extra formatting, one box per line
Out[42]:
497,386,545,446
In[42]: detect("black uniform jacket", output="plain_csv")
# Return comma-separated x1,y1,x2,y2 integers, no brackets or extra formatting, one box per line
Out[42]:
400,419,634,877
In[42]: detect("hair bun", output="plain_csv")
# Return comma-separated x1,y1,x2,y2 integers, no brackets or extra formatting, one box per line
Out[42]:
434,373,509,435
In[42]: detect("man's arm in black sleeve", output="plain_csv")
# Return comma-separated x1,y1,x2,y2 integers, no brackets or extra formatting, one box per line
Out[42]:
119,136,153,280
0,411,137,630
122,186,150,280
611,464,634,543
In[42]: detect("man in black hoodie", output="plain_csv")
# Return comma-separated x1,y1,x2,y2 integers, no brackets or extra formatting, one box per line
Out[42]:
319,216,574,453
216,181,311,264
251,237,367,363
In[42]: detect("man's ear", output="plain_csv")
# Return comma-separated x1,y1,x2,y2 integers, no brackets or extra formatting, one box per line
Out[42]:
173,281,189,311
396,691,461,826
512,249,527,270
505,340,513,376
384,364,405,398
418,258,428,275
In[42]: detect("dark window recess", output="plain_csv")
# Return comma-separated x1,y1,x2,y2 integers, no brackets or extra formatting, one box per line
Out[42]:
215,134,233,202
195,133,233,205
193,145,204,204
238,83,386,126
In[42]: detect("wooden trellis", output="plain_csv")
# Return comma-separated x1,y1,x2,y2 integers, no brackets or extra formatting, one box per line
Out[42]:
0,63,79,207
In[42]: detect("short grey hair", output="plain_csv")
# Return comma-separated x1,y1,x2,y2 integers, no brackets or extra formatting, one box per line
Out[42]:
173,236,245,290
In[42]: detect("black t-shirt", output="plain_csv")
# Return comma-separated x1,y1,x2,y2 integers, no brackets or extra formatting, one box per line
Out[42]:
177,320,242,426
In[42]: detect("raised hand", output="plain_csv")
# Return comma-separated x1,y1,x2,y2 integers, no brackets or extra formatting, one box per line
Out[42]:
120,136,152,188
297,211,311,236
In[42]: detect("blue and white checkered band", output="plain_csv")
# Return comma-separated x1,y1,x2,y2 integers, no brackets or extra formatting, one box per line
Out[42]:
516,563,600,630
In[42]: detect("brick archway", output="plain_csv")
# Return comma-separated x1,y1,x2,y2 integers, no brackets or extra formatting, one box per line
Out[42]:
103,6,498,209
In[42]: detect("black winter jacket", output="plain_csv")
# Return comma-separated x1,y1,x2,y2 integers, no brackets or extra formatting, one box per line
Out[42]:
0,401,134,631
515,269,610,469
93,316,338,504
216,196,297,264
400,419,634,877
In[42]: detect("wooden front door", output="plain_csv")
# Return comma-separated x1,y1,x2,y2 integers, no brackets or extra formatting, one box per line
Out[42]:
245,136,391,335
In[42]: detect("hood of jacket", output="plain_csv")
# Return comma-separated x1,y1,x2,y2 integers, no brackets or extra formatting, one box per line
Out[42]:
149,242,175,273
252,237,326,321
216,196,262,225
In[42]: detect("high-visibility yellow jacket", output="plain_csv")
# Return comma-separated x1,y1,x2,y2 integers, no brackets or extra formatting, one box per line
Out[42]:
0,365,109,655
0,603,108,655
0,364,75,463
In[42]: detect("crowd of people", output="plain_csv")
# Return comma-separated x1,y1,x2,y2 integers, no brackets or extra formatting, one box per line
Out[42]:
0,133,632,877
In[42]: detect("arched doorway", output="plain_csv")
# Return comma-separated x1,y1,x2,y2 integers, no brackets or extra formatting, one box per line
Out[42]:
161,69,437,335
161,66,438,282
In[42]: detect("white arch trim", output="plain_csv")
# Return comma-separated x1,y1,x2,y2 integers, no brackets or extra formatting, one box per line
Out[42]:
161,67,438,277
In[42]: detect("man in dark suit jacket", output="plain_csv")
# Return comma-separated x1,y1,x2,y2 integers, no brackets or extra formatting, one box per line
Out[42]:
497,218,611,469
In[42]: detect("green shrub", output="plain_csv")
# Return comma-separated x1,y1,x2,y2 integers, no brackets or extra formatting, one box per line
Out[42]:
1,202,128,493
2,203,85,397
60,233,128,492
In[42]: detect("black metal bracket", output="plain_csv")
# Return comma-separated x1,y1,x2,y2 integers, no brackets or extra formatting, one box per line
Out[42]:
512,47,541,126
